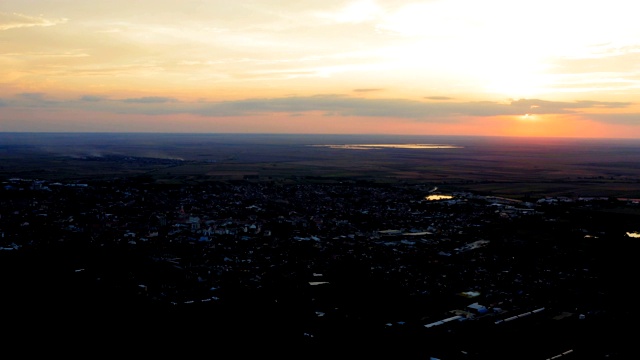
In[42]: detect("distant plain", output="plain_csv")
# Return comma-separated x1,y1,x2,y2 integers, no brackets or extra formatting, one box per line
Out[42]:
2,132,640,199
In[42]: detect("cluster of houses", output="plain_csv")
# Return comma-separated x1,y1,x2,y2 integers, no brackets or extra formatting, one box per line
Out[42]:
1,177,635,358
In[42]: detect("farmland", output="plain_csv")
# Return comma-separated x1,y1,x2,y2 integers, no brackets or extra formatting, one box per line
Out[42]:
2,132,640,199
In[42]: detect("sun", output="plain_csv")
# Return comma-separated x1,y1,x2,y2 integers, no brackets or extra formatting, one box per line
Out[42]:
520,114,537,121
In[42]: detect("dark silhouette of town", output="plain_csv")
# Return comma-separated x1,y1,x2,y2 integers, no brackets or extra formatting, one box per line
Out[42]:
1,133,638,358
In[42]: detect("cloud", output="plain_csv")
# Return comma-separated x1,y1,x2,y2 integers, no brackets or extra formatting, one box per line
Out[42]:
192,95,632,119
9,93,60,108
121,96,177,103
13,93,60,107
353,88,383,93
80,95,105,102
425,96,453,101
0,51,89,58
0,12,68,31
193,95,432,118
574,100,632,109
19,92,46,100
552,54,640,75
6,92,636,125
509,99,632,114
587,113,640,125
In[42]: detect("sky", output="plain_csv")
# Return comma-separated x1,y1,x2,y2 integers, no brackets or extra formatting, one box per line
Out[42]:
1,0,639,138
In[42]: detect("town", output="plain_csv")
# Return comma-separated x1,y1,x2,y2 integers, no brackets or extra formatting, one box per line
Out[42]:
1,176,636,359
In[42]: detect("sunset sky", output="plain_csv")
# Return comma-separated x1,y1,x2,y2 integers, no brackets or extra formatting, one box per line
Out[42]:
1,0,639,138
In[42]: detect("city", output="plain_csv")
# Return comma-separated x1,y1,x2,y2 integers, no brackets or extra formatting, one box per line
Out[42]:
1,176,635,358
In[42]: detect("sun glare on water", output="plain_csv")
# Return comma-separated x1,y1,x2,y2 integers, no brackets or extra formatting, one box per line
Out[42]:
426,195,453,201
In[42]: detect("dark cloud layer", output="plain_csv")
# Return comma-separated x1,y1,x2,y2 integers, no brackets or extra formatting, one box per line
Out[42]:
4,92,635,125
80,95,105,102
192,95,631,119
587,113,640,125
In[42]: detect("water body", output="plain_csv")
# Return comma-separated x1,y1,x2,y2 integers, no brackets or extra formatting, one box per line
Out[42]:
425,194,453,201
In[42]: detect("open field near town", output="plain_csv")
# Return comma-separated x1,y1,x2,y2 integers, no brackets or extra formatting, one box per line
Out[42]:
2,132,640,199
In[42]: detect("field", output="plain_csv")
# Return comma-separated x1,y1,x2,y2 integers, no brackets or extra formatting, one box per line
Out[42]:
2,132,640,199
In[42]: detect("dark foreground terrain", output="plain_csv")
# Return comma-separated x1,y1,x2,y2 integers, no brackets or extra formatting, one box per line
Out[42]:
1,133,639,358
3,132,640,198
